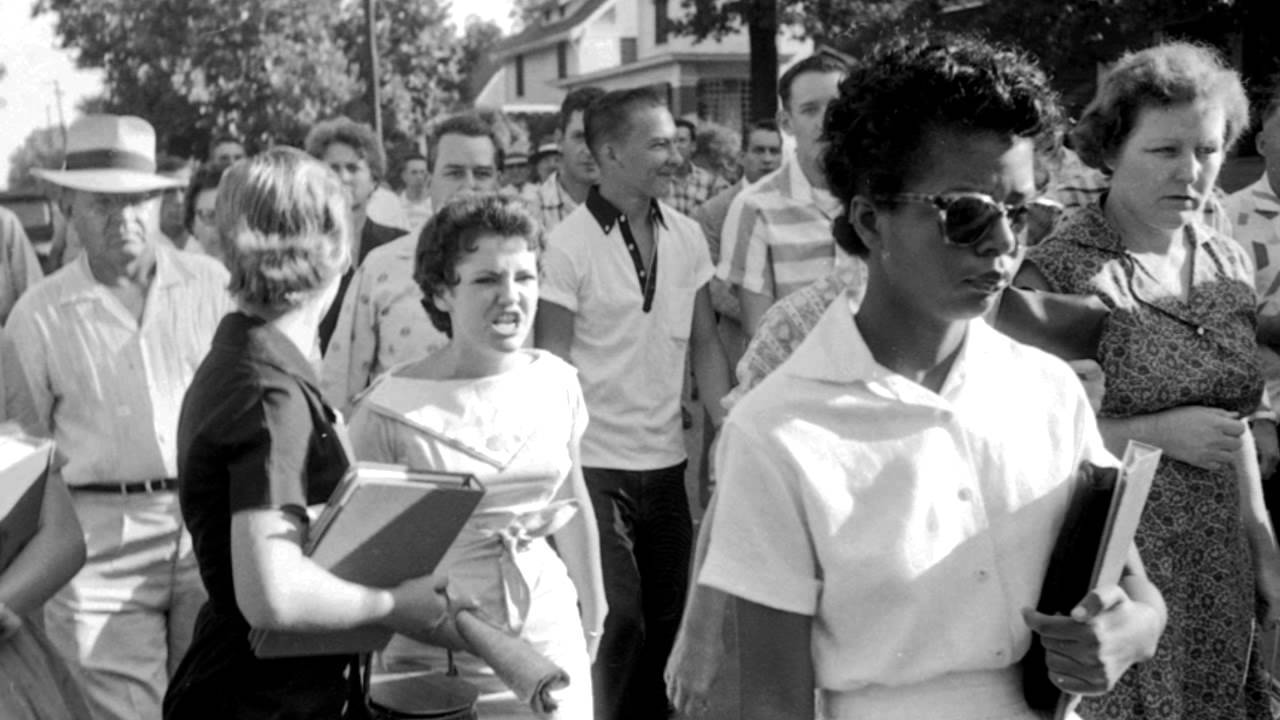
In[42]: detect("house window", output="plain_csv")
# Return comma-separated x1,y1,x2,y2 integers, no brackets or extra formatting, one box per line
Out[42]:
515,55,525,97
654,0,669,45
621,37,637,64
557,41,568,79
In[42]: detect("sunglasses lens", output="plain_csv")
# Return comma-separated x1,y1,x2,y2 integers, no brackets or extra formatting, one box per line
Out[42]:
943,196,1004,246
943,196,1030,246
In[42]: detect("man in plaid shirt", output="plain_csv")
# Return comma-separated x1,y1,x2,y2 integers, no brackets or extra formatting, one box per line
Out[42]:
524,87,605,232
668,117,731,216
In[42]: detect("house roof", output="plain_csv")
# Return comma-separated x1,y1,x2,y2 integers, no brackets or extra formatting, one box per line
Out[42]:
493,0,613,59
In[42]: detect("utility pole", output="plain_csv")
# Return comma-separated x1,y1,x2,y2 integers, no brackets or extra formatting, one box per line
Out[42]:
364,0,383,140
747,0,778,122
52,80,68,149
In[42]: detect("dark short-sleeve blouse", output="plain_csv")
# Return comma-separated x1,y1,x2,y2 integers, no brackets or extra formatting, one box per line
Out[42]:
164,312,354,720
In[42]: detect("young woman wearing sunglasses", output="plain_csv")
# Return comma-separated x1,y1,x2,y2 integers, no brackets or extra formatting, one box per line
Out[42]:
696,36,1166,720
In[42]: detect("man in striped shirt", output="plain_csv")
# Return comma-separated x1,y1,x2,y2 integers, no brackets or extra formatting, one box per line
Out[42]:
717,54,852,336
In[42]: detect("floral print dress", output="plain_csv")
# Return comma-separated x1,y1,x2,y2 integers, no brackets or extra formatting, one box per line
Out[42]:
1026,204,1269,719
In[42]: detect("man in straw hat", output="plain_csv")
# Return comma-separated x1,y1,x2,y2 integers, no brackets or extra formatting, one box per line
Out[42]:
4,114,234,720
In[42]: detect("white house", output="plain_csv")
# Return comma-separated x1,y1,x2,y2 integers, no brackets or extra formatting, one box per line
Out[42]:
478,0,811,132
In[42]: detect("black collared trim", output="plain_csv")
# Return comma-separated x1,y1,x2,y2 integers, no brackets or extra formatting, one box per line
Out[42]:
585,185,668,233
585,186,666,313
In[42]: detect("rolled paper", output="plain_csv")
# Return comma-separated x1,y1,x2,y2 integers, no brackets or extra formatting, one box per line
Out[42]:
455,609,570,714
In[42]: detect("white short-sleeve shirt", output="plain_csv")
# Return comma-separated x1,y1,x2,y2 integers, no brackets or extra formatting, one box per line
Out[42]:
700,297,1114,699
540,187,713,470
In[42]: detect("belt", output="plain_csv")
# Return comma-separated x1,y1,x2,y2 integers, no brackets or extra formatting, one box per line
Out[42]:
72,478,179,495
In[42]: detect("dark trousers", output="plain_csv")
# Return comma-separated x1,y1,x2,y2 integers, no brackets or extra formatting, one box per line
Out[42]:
584,463,691,720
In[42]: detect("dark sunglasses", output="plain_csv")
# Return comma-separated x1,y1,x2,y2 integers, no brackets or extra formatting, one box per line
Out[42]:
876,192,1031,248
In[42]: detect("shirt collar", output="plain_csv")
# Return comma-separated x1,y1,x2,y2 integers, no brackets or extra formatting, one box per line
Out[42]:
783,149,840,218
59,243,190,307
784,295,996,402
213,311,321,388
785,148,809,200
1058,200,1212,253
586,185,668,235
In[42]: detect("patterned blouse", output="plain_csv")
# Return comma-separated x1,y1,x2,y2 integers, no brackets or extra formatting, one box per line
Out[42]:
723,258,867,410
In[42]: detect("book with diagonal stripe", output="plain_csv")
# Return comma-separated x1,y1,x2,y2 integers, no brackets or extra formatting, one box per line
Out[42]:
1022,441,1161,714
0,426,53,574
249,461,485,658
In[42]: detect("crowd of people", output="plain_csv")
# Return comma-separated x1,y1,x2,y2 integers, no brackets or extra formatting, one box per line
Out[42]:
2,27,1280,720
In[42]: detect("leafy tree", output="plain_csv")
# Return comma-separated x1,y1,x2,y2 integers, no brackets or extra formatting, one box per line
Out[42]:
7,126,67,191
673,0,780,120
34,0,360,152
674,0,1254,123
509,0,552,33
456,17,506,104
337,0,464,146
34,0,510,158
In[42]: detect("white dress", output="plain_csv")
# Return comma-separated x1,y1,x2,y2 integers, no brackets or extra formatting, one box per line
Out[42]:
348,350,592,719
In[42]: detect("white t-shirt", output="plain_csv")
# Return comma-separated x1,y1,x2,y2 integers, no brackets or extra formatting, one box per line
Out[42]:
540,189,713,470
700,298,1114,715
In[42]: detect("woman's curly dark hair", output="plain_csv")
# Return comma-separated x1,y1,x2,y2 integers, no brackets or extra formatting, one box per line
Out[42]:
414,194,544,338
822,33,1063,256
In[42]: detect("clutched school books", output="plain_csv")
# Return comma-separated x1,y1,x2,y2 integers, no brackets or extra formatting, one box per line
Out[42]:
0,425,54,574
249,461,485,659
1022,440,1162,717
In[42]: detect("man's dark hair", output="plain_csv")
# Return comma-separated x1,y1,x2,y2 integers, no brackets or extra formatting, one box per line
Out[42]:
184,162,226,232
822,33,1062,256
778,54,849,111
584,86,667,156
742,118,781,150
560,86,606,132
675,117,698,138
427,113,504,172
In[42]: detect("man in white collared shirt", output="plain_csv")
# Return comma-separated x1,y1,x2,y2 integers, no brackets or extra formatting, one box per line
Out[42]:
536,87,731,720
524,87,604,233
5,115,233,720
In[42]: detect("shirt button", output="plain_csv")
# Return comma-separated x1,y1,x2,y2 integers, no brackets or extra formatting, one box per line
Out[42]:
976,569,989,581
994,650,1005,658
957,488,973,502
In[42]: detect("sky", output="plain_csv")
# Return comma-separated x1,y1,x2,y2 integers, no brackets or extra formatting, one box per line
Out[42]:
0,0,514,190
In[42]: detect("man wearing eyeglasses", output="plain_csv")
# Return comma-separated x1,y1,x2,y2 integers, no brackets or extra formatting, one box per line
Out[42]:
4,115,234,720
717,53,853,337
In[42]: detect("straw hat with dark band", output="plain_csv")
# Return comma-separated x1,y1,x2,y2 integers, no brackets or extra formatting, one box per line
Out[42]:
33,115,186,195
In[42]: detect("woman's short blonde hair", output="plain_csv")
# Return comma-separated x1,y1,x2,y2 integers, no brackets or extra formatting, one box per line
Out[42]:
215,147,351,311
1071,42,1250,173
